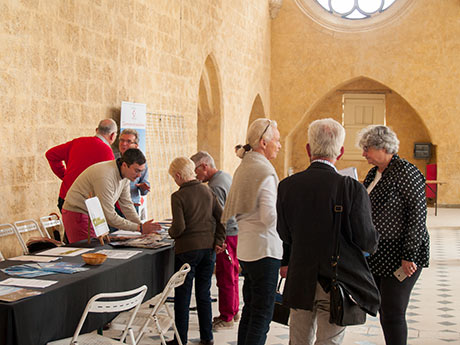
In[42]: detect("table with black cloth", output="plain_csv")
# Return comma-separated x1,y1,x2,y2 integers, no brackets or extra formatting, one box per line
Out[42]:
0,239,174,345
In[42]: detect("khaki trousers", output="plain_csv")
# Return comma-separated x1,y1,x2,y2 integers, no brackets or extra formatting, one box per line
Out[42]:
289,283,345,345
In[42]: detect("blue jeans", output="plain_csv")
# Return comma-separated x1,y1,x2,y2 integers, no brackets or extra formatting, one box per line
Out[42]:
238,257,281,345
174,249,216,344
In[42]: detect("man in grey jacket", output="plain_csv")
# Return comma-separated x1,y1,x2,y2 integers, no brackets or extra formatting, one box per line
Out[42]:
191,151,240,330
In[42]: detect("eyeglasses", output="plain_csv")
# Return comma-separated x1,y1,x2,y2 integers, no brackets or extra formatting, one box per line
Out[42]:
259,120,272,142
120,139,136,145
194,163,204,173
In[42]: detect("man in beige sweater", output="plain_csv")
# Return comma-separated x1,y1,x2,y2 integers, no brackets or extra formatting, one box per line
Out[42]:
62,148,160,243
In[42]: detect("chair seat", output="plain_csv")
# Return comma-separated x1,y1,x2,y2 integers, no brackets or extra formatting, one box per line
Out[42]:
111,310,175,335
47,332,126,345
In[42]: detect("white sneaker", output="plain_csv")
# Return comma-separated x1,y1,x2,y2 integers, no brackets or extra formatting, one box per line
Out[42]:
233,311,241,322
212,318,234,330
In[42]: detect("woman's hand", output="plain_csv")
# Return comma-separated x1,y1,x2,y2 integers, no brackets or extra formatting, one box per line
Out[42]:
215,242,227,254
280,266,288,278
401,259,417,277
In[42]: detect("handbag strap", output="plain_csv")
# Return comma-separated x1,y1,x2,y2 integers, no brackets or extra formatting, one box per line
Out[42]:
277,277,284,293
331,176,345,282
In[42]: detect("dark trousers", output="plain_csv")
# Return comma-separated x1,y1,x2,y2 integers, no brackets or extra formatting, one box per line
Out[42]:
238,257,281,345
374,268,422,345
174,248,216,344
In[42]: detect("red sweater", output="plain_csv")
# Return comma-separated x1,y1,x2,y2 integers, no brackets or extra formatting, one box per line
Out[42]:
46,136,115,200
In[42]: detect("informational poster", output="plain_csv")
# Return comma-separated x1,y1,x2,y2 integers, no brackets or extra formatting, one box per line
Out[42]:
85,196,110,237
120,101,148,219
120,101,147,153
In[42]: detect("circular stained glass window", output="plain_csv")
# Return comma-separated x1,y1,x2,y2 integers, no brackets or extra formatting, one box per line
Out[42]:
295,0,413,32
316,0,397,20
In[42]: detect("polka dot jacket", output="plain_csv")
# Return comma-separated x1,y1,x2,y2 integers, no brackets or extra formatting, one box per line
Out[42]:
363,154,430,277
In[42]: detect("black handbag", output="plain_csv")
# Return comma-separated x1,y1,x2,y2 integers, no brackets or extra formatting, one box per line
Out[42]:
272,278,290,325
329,177,367,327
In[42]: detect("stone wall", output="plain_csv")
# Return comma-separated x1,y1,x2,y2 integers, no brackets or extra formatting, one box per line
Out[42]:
271,0,460,204
0,0,271,230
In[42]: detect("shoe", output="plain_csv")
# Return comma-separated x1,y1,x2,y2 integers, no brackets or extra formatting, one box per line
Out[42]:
233,311,241,322
199,340,214,345
166,339,183,345
212,317,234,330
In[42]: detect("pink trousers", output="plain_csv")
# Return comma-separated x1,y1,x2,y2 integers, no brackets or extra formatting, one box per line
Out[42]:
62,209,96,244
215,235,239,322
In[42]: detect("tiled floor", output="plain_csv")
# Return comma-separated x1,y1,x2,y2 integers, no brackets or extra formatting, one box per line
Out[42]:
106,207,460,344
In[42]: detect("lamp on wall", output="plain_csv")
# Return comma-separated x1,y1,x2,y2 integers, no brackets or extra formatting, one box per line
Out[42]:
269,0,283,19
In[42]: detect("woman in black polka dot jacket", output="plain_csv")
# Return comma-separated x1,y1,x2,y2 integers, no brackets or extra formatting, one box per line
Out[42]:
359,125,430,345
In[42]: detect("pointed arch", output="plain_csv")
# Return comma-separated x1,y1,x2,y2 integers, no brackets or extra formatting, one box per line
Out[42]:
197,54,223,168
248,94,266,129
284,76,433,179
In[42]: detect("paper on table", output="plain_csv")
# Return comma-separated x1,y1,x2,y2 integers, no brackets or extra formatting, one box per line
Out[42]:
36,247,93,257
0,278,57,288
95,249,142,259
111,230,142,237
8,255,60,262
0,288,42,302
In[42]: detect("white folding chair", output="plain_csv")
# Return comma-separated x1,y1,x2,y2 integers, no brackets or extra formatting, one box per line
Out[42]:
14,219,50,254
0,250,4,261
48,285,148,345
40,213,65,241
0,223,28,257
111,263,191,345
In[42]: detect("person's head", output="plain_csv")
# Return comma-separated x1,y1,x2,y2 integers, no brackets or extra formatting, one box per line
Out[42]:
120,148,146,182
358,125,399,169
236,118,281,160
190,151,217,182
168,157,196,186
307,118,345,161
96,119,118,145
118,128,139,154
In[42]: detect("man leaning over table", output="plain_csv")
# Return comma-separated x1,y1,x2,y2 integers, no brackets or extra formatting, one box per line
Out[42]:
62,148,161,243
45,118,118,212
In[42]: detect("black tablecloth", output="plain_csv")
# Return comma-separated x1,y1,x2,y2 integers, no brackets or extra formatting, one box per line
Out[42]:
0,239,174,345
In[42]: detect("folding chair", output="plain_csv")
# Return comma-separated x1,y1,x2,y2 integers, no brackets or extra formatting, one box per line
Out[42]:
0,250,4,261
111,263,191,345
47,285,148,345
40,213,65,241
0,223,28,257
14,219,50,254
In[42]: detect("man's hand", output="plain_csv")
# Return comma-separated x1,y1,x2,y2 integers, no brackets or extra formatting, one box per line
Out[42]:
136,183,150,192
141,219,162,234
280,266,288,278
215,242,227,255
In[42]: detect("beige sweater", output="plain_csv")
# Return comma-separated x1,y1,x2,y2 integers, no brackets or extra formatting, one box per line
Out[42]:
63,160,141,231
222,151,279,223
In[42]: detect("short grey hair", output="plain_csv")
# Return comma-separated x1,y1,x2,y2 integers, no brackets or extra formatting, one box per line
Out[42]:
358,125,399,154
168,157,196,180
97,119,117,135
190,151,216,169
308,118,345,159
120,128,139,144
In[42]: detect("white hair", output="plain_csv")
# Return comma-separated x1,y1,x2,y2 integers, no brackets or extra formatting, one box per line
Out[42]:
358,125,399,154
190,151,216,169
236,118,278,158
308,118,345,159
168,157,196,180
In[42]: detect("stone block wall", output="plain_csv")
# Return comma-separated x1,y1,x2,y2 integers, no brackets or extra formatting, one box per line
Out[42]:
271,0,460,204
0,0,271,230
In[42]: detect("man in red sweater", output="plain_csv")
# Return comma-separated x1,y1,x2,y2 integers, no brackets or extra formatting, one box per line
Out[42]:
46,119,118,212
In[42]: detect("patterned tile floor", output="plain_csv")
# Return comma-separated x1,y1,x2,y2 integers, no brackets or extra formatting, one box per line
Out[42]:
105,207,460,344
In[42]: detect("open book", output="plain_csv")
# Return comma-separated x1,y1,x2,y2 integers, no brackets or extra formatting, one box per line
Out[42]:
338,167,358,180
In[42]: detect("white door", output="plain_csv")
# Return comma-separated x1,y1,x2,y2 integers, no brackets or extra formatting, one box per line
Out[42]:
342,94,385,160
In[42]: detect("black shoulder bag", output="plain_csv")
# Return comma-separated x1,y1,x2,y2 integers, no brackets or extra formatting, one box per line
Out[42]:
329,177,367,326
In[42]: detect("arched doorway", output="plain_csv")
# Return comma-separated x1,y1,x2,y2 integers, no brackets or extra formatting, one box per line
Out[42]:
197,54,223,167
285,77,433,180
